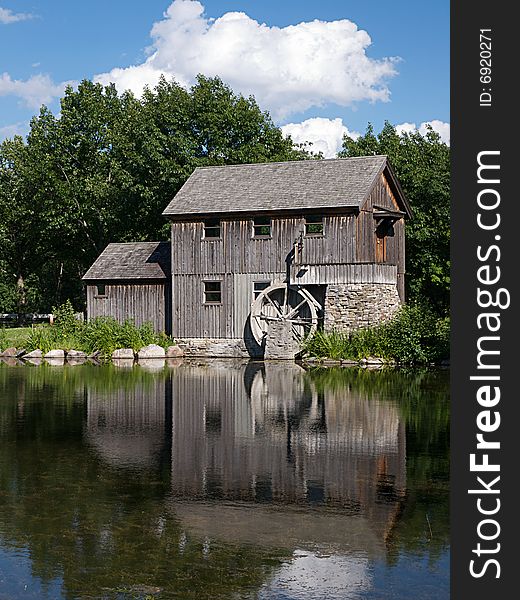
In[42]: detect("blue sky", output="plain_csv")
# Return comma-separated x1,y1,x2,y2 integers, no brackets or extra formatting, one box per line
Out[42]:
0,0,449,156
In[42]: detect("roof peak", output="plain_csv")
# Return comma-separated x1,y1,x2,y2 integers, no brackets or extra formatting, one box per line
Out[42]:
193,155,388,171
162,155,406,218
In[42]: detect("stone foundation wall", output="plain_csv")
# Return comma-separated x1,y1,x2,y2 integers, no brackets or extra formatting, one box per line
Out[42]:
323,283,401,332
176,337,263,359
264,320,301,360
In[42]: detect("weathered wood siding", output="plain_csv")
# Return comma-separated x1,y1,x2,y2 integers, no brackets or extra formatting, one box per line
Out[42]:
86,281,170,333
358,173,406,300
291,263,397,286
170,362,406,511
173,272,285,338
173,265,397,338
171,214,358,276
170,174,407,336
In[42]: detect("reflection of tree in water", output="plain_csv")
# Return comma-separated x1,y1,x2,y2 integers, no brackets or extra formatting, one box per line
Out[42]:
0,365,287,599
0,363,449,597
305,366,450,563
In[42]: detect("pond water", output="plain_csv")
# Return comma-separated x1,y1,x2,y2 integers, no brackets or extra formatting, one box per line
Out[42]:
0,360,449,600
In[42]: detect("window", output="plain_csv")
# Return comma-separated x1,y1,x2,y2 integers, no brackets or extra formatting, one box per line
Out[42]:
203,281,222,304
203,219,221,239
253,281,270,300
95,284,107,297
305,215,324,236
252,216,271,238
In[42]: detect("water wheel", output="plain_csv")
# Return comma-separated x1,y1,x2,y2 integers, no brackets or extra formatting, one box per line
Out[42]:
250,282,321,345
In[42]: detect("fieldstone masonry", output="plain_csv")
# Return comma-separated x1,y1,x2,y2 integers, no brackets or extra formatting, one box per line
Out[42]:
177,283,401,358
324,283,401,332
264,320,301,360
177,337,260,359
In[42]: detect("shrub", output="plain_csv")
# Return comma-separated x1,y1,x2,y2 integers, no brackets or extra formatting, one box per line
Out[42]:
21,300,174,356
304,304,450,364
26,325,63,354
80,317,167,355
52,299,81,336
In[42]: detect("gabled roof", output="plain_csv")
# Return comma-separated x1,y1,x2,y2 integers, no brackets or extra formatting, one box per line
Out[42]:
82,242,170,281
162,155,411,218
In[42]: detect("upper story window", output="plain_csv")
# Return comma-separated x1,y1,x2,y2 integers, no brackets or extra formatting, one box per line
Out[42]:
203,281,222,304
252,216,272,238
95,284,107,297
203,219,221,240
304,215,324,236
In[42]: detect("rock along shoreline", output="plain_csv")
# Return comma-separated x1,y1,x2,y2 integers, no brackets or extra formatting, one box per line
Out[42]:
0,344,184,366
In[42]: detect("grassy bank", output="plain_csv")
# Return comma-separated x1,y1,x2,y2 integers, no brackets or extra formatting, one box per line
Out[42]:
0,327,31,349
0,302,173,356
304,305,450,365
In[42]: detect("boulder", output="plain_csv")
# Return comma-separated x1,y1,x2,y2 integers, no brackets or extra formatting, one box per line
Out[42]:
112,348,135,360
0,347,18,357
23,349,43,359
0,357,20,366
166,358,184,368
364,357,384,364
44,349,65,358
113,358,134,368
67,349,87,359
45,357,65,366
166,345,184,358
24,358,42,366
137,344,166,359
139,358,166,371
67,359,86,366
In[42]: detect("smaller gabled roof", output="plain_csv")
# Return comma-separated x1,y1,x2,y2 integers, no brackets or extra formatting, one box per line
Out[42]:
162,155,411,218
82,242,170,281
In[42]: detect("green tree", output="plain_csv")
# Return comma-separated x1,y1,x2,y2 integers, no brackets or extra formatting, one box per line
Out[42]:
0,76,309,312
339,122,450,315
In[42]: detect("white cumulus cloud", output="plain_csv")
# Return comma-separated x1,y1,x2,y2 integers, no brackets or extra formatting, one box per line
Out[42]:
282,117,450,158
0,6,34,24
395,119,450,145
282,117,360,159
94,0,399,120
0,72,72,109
0,121,27,140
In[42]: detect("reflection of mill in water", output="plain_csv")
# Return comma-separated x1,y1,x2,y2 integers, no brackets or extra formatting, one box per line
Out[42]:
170,362,406,542
85,362,406,550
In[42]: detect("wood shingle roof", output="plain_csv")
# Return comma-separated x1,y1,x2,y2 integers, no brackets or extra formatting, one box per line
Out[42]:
82,242,170,281
162,155,410,218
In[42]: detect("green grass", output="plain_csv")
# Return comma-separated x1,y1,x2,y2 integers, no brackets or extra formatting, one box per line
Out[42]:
0,327,31,351
304,304,450,365
1,303,175,357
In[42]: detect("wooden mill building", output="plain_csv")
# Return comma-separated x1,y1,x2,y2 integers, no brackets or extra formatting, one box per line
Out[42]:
84,155,411,357
83,241,171,334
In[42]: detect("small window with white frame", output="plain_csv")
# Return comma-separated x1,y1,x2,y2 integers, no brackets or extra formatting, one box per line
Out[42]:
252,216,272,238
253,280,270,300
203,281,222,304
304,215,324,236
203,219,221,239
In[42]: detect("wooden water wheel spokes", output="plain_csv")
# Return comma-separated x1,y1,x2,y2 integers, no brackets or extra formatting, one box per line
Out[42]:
250,282,321,345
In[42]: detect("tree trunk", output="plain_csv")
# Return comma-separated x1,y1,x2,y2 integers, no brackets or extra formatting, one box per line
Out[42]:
16,274,26,325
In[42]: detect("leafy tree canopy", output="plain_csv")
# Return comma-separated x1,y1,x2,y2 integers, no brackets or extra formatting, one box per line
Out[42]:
339,122,450,315
0,76,308,311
